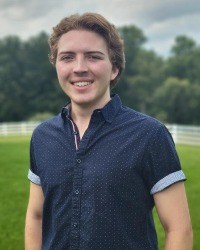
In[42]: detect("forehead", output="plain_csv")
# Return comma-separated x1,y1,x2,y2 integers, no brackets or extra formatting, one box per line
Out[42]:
57,29,108,53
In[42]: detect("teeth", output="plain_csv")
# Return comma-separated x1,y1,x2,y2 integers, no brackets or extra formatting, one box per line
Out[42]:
74,82,91,87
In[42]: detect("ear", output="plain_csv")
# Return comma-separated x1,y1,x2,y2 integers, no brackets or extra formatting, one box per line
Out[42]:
111,67,119,81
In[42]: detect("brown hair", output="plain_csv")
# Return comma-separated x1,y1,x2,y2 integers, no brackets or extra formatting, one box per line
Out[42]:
48,12,125,88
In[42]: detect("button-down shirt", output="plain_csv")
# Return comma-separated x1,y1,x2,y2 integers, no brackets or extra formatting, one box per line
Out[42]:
28,94,186,250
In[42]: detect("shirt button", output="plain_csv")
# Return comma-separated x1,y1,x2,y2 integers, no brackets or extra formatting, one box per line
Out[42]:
76,159,81,164
74,189,79,195
73,131,78,135
73,222,78,227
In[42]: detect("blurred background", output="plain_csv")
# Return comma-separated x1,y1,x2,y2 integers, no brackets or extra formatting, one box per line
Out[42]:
0,0,199,249
0,0,200,124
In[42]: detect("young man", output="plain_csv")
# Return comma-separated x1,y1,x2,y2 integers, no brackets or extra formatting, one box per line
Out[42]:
25,13,193,249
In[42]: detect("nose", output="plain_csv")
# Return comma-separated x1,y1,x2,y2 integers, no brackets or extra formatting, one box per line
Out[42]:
73,56,88,74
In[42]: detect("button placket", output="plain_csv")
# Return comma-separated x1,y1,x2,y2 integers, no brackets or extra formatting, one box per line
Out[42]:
70,156,83,249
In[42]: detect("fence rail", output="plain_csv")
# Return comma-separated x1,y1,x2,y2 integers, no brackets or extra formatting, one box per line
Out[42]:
166,124,200,146
0,121,200,146
0,122,40,136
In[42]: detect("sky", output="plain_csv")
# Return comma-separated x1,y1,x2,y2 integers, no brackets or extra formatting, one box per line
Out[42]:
1,0,200,57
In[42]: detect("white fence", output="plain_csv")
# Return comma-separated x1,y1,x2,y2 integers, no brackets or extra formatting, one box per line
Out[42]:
166,124,200,146
0,122,200,146
0,122,40,136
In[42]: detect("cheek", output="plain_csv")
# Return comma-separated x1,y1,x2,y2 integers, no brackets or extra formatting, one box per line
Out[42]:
56,65,68,80
94,62,113,78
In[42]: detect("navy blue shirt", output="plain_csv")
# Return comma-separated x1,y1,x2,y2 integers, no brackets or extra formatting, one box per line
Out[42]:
28,94,186,250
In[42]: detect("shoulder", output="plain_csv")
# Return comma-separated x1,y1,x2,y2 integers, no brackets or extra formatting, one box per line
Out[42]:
32,113,63,138
119,106,165,132
113,106,173,149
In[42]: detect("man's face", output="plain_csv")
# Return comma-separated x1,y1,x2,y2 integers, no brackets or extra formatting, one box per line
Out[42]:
56,29,119,110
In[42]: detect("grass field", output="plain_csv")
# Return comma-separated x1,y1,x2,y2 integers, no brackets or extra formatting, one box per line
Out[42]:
154,144,200,249
0,136,199,249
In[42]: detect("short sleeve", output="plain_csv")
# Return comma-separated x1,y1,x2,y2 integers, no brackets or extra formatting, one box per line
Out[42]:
28,135,41,185
142,124,186,194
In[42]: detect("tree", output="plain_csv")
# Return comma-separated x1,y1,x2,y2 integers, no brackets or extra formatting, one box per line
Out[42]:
166,35,200,83
0,29,199,124
0,33,67,122
114,25,146,105
171,35,196,56
0,36,26,121
124,50,165,114
118,25,146,74
154,77,199,124
22,32,67,118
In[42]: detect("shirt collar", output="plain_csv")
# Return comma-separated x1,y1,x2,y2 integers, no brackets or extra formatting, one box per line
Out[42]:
100,94,122,123
61,94,122,123
61,103,71,120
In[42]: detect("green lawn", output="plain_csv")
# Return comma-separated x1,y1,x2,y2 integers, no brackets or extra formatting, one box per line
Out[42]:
0,136,30,250
154,144,200,249
0,137,199,249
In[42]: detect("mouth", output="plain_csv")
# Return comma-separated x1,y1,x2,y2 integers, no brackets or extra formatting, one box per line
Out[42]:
71,81,93,87
73,81,92,87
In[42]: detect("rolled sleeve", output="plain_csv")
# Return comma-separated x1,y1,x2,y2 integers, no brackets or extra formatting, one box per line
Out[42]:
142,124,186,193
28,169,41,185
150,170,186,194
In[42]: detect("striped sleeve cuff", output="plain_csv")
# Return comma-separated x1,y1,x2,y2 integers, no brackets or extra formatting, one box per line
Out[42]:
150,170,186,194
28,169,41,185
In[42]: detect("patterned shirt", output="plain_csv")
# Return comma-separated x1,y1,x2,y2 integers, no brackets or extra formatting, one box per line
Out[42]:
28,94,186,250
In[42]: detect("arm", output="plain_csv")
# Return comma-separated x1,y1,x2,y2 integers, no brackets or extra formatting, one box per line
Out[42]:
153,182,193,250
25,182,44,250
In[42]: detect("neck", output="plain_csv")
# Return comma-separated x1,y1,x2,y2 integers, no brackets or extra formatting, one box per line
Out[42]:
70,96,111,123
71,104,93,125
70,103,98,139
70,98,111,139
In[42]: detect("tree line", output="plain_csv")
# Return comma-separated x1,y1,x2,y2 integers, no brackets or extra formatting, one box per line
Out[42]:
0,25,200,124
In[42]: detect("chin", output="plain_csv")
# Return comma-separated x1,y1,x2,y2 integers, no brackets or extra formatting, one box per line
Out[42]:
72,98,93,106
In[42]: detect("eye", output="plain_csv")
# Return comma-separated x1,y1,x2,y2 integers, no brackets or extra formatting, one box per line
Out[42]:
87,54,102,61
60,55,74,61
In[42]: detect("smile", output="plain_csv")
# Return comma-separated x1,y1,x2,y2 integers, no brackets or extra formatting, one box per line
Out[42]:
73,82,92,87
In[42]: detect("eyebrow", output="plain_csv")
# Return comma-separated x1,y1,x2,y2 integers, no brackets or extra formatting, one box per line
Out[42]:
58,51,105,56
85,51,105,55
